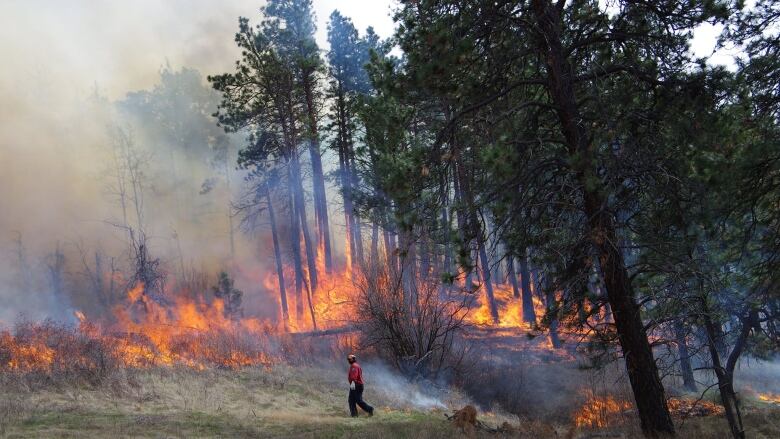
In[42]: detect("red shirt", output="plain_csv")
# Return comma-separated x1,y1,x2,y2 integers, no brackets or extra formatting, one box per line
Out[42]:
348,362,364,385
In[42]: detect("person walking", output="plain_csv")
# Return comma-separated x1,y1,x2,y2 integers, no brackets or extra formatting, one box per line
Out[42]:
347,354,374,417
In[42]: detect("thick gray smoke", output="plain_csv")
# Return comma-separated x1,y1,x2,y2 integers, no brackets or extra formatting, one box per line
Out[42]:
0,1,267,323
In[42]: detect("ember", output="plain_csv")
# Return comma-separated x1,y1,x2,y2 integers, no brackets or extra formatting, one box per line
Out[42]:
667,398,724,418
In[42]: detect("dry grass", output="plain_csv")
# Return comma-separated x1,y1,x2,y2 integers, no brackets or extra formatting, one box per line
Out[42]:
0,362,778,438
0,364,492,438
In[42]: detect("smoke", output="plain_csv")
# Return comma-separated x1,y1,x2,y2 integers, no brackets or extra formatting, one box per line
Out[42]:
732,357,780,395
364,361,452,410
0,0,273,323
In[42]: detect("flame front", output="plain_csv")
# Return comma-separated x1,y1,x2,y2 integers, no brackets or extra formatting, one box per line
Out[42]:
0,282,277,372
0,240,604,373
574,392,632,428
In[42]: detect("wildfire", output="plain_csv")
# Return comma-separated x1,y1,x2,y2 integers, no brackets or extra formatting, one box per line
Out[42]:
573,394,725,428
574,392,632,428
0,331,55,371
467,283,546,329
758,393,780,404
0,241,580,374
667,398,723,418
0,282,278,373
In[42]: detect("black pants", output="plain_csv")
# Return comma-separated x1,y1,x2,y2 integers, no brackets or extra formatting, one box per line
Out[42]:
348,383,373,417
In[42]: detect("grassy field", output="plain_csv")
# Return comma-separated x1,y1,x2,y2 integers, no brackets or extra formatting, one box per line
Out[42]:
0,364,778,438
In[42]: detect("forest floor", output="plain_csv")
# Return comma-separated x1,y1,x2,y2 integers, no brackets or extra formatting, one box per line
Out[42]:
1,363,779,439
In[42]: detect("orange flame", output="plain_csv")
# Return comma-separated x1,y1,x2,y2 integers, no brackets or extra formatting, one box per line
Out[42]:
573,392,632,428
758,393,780,404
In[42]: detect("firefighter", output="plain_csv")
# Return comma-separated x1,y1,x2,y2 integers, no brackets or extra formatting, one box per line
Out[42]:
347,354,374,417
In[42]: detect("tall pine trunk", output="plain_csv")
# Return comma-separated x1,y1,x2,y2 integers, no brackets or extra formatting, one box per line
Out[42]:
265,184,289,328
456,158,498,323
519,251,536,324
701,295,755,439
290,155,318,294
303,76,332,273
545,288,561,348
370,222,380,266
383,228,393,270
508,254,520,298
530,1,674,435
674,321,696,392
349,154,364,264
287,183,305,322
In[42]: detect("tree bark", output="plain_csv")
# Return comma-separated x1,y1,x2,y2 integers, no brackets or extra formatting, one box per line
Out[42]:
673,321,696,392
702,306,745,439
519,251,537,324
545,287,562,348
349,154,365,265
288,183,305,322
508,255,520,299
302,75,333,273
265,185,289,328
290,155,318,293
383,228,395,271
370,221,380,266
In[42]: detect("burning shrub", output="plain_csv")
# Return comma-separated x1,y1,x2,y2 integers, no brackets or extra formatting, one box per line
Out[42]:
352,263,470,379
0,319,128,388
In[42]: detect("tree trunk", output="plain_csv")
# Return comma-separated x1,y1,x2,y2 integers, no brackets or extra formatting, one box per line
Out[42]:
530,1,674,435
702,308,745,439
673,321,696,392
546,289,561,348
337,116,356,276
456,158,498,323
507,254,525,324
475,225,498,322
419,235,431,278
399,228,417,310
507,255,520,298
266,185,289,329
302,76,332,273
291,155,318,293
287,185,305,322
519,252,537,324
383,228,393,269
370,222,380,266
349,157,365,266
590,199,674,437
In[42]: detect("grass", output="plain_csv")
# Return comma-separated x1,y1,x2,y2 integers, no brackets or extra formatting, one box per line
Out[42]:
0,364,778,438
0,365,481,439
